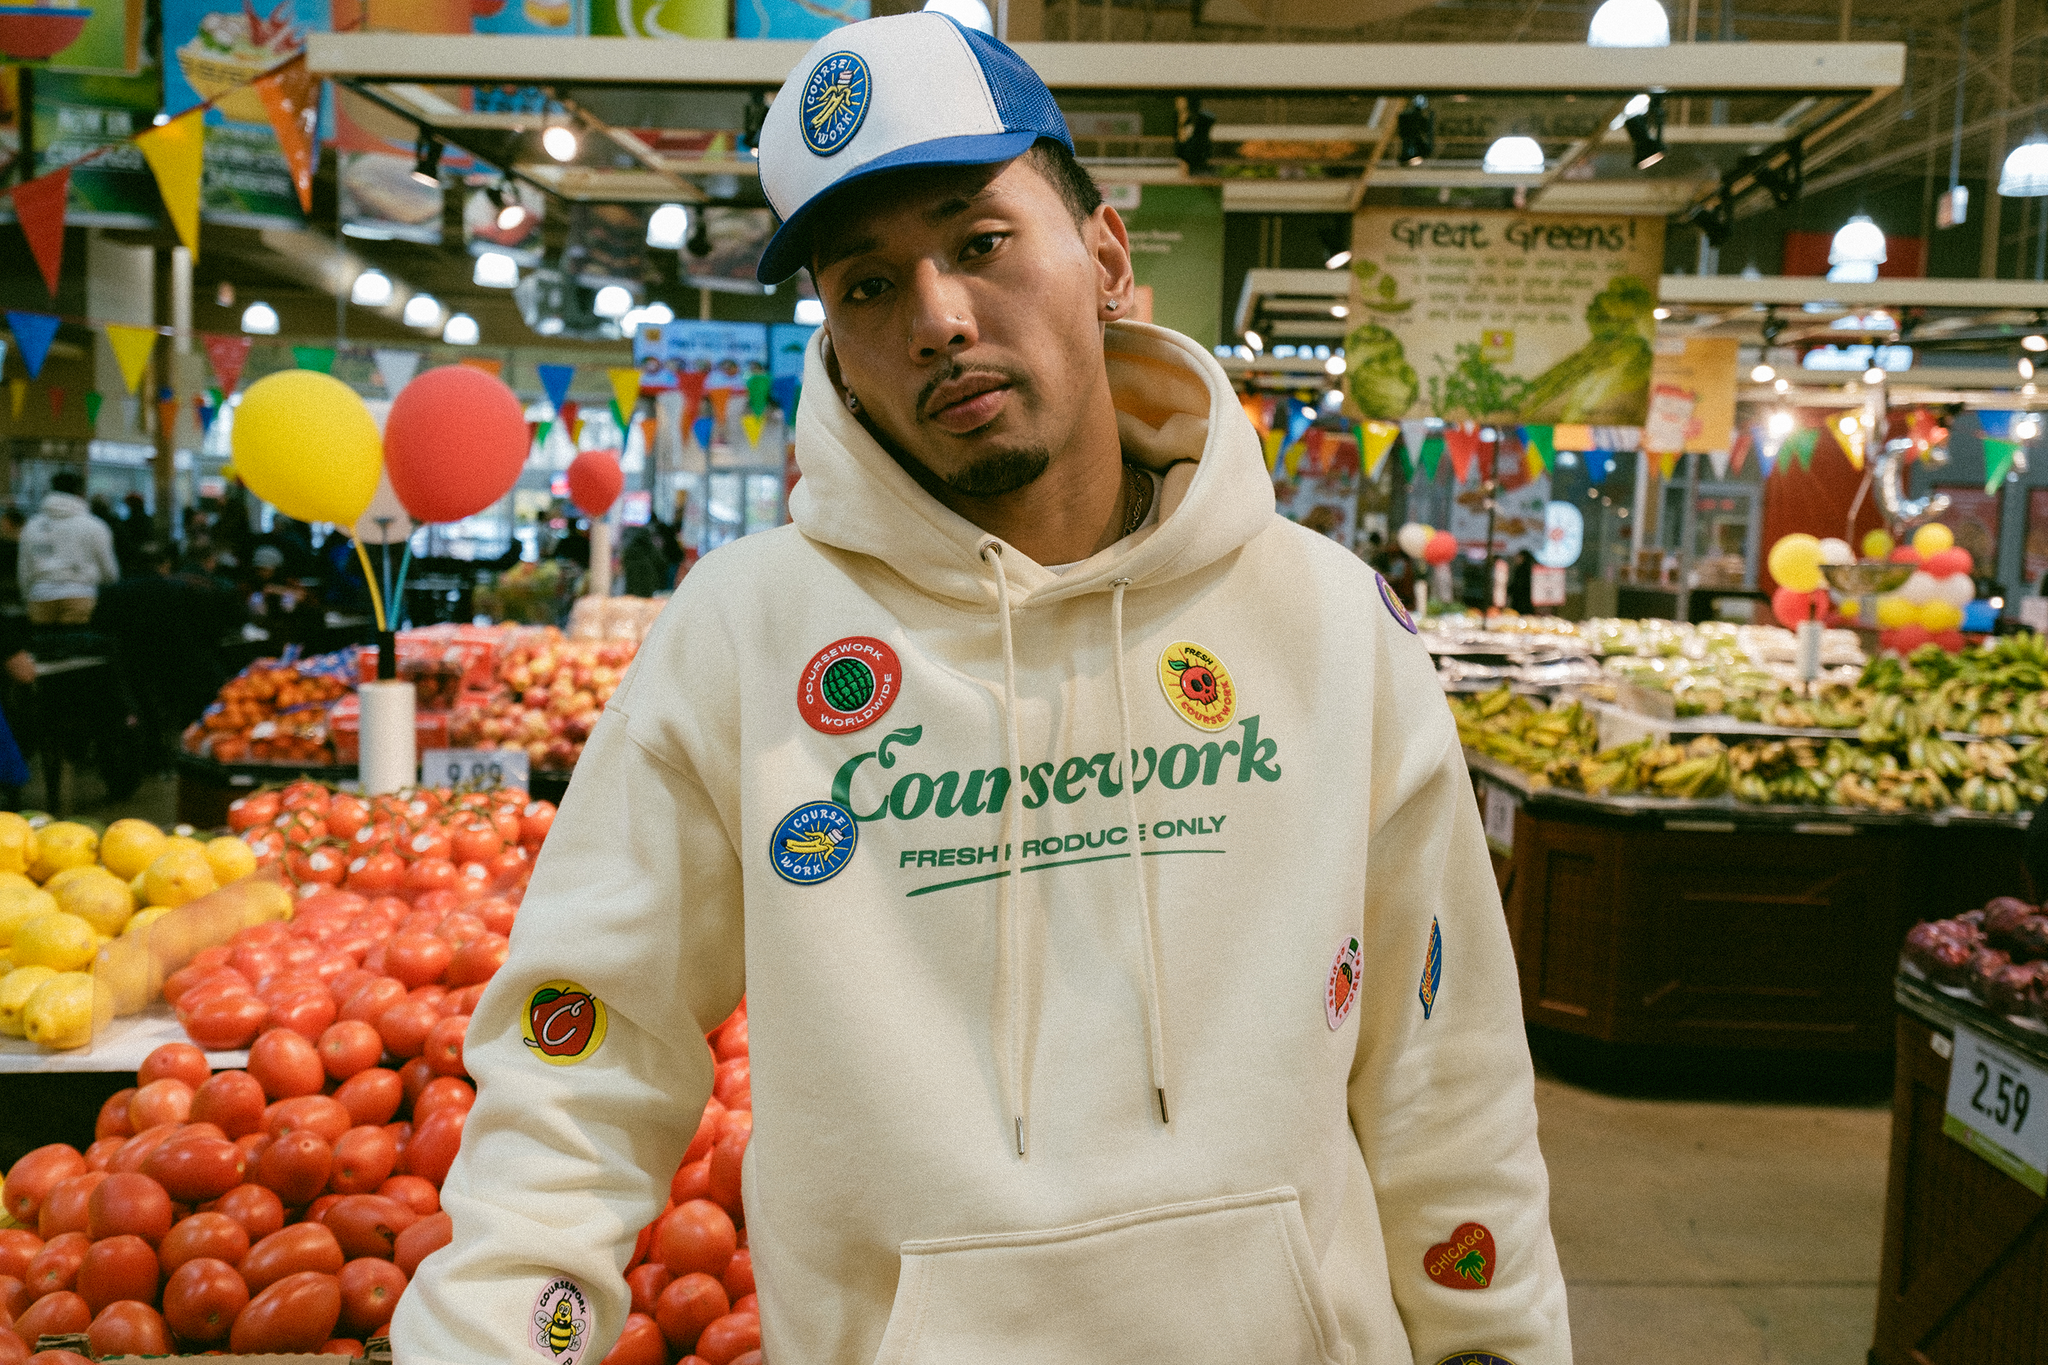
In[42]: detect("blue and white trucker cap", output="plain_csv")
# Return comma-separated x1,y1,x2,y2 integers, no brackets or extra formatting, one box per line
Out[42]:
754,12,1072,284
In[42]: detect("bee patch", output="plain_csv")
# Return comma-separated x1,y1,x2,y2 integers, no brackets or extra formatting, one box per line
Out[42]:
1326,936,1362,1030
1157,641,1236,731
531,1278,592,1365
771,800,858,885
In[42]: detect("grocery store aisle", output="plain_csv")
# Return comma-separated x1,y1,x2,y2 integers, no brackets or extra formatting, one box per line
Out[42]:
1536,1063,1892,1365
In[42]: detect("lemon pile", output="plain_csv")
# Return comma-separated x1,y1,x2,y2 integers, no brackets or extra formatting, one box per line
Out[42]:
0,814,256,1049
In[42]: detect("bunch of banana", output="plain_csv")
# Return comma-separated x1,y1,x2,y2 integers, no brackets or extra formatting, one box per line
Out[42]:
1450,686,1600,779
2010,690,2048,737
1646,735,1732,799
1858,693,1909,747
1549,738,1653,795
1728,739,1835,805
1903,734,1968,780
1956,773,2024,813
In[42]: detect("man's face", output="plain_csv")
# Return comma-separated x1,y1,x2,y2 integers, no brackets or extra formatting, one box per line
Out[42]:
811,157,1129,498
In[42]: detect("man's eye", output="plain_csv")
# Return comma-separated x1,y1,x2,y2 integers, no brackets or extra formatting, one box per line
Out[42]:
962,232,1004,259
846,277,890,303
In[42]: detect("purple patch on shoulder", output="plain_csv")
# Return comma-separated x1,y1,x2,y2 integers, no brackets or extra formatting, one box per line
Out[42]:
1378,573,1418,634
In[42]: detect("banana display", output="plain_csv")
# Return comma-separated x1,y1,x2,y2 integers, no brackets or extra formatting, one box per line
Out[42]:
1449,687,1600,777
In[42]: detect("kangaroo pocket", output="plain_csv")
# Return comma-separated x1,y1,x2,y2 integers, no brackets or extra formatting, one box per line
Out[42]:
871,1188,1351,1365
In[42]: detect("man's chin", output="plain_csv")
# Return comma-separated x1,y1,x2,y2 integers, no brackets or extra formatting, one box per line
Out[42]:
938,446,1051,498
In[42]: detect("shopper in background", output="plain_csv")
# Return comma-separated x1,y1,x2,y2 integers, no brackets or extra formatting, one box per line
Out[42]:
19,469,120,626
619,521,670,597
94,540,235,763
395,16,1569,1365
0,508,26,605
1508,548,1536,615
113,492,151,570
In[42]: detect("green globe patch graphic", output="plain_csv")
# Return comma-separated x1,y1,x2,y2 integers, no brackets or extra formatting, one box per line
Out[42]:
821,657,876,713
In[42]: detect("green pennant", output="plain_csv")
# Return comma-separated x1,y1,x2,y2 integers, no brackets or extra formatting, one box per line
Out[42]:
746,371,771,417
292,346,336,374
536,419,554,448
207,386,222,407
1984,438,2021,492
1418,435,1444,480
609,400,626,432
85,391,102,425
1783,427,1819,470
1523,425,1556,470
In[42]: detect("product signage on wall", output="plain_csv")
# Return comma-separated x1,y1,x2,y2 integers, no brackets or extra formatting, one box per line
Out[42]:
1646,336,1738,455
1118,184,1225,351
1344,209,1665,426
161,0,331,227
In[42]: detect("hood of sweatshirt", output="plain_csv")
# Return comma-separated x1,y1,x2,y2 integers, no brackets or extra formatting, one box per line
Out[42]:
38,492,89,519
787,320,1276,604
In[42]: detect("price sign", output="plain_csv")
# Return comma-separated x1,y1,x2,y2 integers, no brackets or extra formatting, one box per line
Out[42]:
1942,1023,2048,1195
1481,781,1518,853
421,748,531,792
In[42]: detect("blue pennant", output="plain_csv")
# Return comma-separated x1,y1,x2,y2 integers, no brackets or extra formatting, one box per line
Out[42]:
691,414,715,450
537,362,576,416
6,312,61,380
768,375,800,418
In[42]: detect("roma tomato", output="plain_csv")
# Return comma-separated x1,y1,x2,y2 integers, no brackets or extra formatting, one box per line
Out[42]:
421,1016,467,1078
721,1248,753,1302
137,1043,210,1089
80,1139,122,1174
248,1029,326,1101
84,1300,169,1357
692,1311,760,1365
161,1258,247,1343
707,1132,746,1218
328,1128,399,1197
336,1258,406,1337
670,1160,712,1206
333,1070,404,1129
254,1132,333,1207
383,935,452,991
626,1264,671,1318
37,1174,104,1239
0,1232,39,1282
86,1173,173,1246
265,1095,353,1145
411,1078,473,1124
141,1137,245,1204
157,1213,248,1276
653,1201,735,1280
94,1092,134,1144
2,1148,84,1225
267,988,339,1044
238,1223,343,1295
323,1196,416,1262
180,994,269,1052
23,1234,89,1298
14,1291,90,1341
375,1000,441,1062
438,984,488,1018
318,1022,384,1081
399,1058,436,1108
391,1212,450,1279
106,1126,180,1177
682,1102,724,1168
375,1176,438,1218
75,1235,158,1312
230,1271,341,1354
404,1108,465,1188
340,979,407,1027
654,1273,728,1354
600,1313,667,1365
207,1184,284,1242
190,1071,267,1139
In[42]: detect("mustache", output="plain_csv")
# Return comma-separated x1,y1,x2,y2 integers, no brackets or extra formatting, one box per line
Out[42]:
915,361,1028,423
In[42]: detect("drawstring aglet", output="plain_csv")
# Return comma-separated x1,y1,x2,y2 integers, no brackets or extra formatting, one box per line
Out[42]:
1157,1089,1170,1125
1015,1117,1025,1157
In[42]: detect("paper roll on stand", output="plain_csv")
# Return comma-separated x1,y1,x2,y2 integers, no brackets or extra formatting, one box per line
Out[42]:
359,679,417,794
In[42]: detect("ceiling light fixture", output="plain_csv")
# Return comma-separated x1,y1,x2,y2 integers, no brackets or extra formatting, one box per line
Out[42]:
1323,355,1346,376
410,135,442,188
1623,93,1666,170
442,313,480,345
490,181,528,232
1750,363,1775,382
542,123,579,163
350,269,392,307
403,294,442,328
474,252,520,289
1482,135,1545,175
794,298,826,325
646,203,689,250
1243,329,1264,352
2024,332,2048,352
1325,249,1352,270
592,284,634,318
1330,304,1349,318
1396,96,1434,166
1774,377,1790,393
1652,307,1670,320
2000,137,2048,197
1826,214,1887,284
1864,365,1887,384
1587,0,1669,45
240,301,279,335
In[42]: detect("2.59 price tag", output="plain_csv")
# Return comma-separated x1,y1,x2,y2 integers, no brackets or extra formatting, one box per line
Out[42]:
421,748,531,792
1942,1023,2048,1195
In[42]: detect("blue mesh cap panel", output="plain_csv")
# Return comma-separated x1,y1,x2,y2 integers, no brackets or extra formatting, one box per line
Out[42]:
957,24,1072,149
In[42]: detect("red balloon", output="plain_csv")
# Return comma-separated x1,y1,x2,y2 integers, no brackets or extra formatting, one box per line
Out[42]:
1923,546,1974,579
1771,586,1830,627
1881,623,1933,654
382,366,530,524
566,450,624,519
1422,529,1457,566
1887,546,1922,565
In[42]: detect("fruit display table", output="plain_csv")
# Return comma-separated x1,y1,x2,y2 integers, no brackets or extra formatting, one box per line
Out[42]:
1871,976,2048,1364
1472,755,2030,1056
175,753,571,829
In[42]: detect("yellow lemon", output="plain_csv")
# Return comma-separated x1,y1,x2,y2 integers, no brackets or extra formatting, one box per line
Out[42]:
164,835,209,862
143,850,218,910
30,823,99,884
123,905,171,938
0,814,36,877
11,911,99,972
0,871,35,897
44,865,104,896
0,965,57,1036
54,870,135,937
204,836,258,888
99,819,170,882
0,887,60,948
24,971,111,1050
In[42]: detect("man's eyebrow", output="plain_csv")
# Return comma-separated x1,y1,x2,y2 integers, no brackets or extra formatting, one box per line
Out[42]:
813,183,999,274
814,232,879,274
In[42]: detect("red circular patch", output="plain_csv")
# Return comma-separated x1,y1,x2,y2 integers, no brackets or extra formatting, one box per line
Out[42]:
797,636,902,735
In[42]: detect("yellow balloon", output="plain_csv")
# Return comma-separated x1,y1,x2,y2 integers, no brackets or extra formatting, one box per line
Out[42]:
231,371,383,525
1861,528,1895,560
1767,533,1826,593
1875,595,1916,628
1911,523,1955,557
1919,600,1964,631
1837,598,1861,619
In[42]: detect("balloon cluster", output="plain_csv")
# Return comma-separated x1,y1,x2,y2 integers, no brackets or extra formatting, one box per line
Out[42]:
1767,523,1976,654
1395,521,1457,566
1765,532,1847,627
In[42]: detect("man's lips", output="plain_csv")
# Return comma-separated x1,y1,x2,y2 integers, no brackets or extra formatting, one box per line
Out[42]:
924,374,1012,434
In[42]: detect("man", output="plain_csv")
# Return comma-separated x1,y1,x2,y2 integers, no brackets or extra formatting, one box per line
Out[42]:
19,470,119,625
393,15,1568,1365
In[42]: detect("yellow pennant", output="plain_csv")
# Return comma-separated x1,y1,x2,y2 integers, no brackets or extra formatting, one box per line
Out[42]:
1655,450,1680,479
1831,413,1866,469
1524,445,1546,480
1261,428,1282,471
105,324,157,395
741,411,765,447
1359,419,1399,478
135,112,205,260
608,367,641,423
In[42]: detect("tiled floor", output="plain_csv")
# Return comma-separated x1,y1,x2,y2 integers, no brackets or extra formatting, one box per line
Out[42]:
1536,1055,1893,1365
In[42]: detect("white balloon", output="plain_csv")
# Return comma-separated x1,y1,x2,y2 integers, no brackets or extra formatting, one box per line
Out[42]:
1898,569,1941,604
353,471,416,546
1396,521,1433,558
1817,537,1855,566
1934,573,1976,608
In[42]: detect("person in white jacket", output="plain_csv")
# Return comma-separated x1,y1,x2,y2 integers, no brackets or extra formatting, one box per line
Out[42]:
393,15,1570,1365
19,470,119,625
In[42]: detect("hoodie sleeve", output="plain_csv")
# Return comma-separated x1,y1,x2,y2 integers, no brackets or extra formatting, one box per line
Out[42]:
389,602,744,1365
1347,603,1571,1365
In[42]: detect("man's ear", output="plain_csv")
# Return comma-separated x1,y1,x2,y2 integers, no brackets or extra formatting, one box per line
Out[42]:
1090,205,1136,316
819,326,851,402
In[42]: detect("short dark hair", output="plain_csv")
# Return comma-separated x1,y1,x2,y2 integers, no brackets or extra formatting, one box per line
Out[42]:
51,470,84,496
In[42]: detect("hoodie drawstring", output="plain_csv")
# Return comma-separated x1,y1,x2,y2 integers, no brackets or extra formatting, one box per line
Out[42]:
980,541,1029,1157
1111,578,1170,1126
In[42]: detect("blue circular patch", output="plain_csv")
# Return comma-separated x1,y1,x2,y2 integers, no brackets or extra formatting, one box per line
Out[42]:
1431,1355,1519,1365
1378,572,1418,634
771,800,858,885
800,52,871,157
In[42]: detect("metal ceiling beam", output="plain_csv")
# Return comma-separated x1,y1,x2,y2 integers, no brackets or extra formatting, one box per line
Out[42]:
1658,276,2048,308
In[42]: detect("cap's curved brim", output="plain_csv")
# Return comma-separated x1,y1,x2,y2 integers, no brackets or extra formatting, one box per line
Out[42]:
756,129,1042,285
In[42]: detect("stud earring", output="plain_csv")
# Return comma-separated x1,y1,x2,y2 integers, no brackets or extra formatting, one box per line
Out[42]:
844,390,861,413
1105,299,1119,311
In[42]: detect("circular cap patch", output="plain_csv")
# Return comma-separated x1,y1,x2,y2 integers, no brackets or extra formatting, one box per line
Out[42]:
522,981,607,1065
798,637,901,734
772,800,858,885
801,51,871,156
1378,573,1418,634
531,1278,592,1365
1432,1355,1519,1365
1157,641,1237,731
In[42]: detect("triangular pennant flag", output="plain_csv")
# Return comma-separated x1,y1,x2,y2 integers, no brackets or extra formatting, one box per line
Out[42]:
768,375,800,419
608,367,642,423
691,414,714,449
1445,423,1482,483
609,400,626,433
1521,425,1556,471
135,113,205,259
675,370,707,427
1584,450,1613,485
204,334,253,394
106,324,158,395
1830,412,1866,470
638,417,657,459
86,392,102,426
1358,420,1398,479
7,379,23,420
1523,442,1546,480
1260,428,1282,472
741,411,765,447
48,386,64,418
706,388,733,425
1655,450,1680,479
1728,427,1751,475
254,58,320,216
460,357,503,379
745,371,771,418
194,393,213,433
537,363,575,414
1977,410,2017,441
558,400,579,441
1418,436,1444,480
373,348,421,395
292,346,336,374
1783,427,1819,470
1282,403,1314,454
6,169,71,298
1399,420,1430,474
1985,438,2021,492
7,312,60,379
1706,447,1731,479
572,419,587,445
1754,426,1778,478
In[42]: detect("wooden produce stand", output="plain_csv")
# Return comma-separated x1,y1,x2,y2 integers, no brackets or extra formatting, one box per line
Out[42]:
1473,755,2029,1056
1871,976,2048,1364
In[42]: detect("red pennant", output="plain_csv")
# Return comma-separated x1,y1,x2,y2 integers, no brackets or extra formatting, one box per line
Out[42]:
203,334,253,394
48,386,64,418
558,400,579,439
675,369,707,428
7,169,70,298
253,57,320,216
639,416,657,457
157,397,179,438
1445,422,1483,483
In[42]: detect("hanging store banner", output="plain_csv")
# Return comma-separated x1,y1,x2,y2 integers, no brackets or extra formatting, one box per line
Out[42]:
1647,335,1739,455
632,321,767,394
161,0,328,228
1343,208,1665,426
1115,183,1225,352
26,71,161,227
45,0,146,74
734,0,866,37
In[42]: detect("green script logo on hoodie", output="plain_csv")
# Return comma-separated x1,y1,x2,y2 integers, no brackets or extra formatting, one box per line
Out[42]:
828,716,1282,824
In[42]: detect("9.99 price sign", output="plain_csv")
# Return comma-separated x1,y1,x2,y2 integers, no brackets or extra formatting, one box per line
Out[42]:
422,747,531,792
1942,1024,2048,1196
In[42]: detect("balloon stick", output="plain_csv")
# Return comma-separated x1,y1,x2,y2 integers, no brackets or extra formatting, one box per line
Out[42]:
355,539,388,636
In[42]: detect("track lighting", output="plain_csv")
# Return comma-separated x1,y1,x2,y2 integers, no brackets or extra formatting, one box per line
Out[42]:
1624,94,1666,170
410,135,442,188
1396,96,1434,166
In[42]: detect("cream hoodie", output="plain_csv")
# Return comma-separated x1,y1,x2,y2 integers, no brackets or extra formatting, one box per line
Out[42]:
392,321,1570,1365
